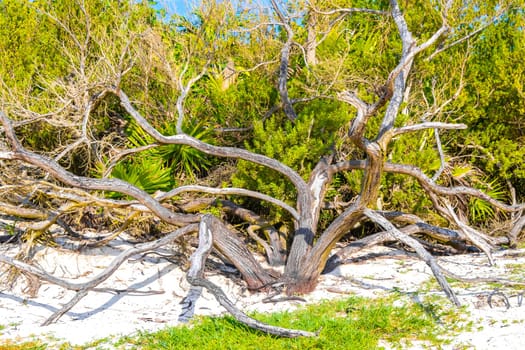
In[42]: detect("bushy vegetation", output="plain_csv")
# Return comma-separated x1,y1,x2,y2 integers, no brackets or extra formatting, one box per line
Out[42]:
1,0,522,226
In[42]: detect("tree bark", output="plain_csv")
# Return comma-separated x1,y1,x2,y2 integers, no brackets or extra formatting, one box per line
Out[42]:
220,200,287,266
306,11,318,66
209,216,276,290
182,214,317,337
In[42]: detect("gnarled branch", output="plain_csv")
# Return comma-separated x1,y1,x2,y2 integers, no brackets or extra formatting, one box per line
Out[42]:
384,162,525,213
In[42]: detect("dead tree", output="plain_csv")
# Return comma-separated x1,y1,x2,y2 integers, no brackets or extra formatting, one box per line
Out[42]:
0,0,524,336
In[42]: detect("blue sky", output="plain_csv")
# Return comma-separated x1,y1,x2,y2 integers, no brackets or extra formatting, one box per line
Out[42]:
153,0,274,18
154,0,195,17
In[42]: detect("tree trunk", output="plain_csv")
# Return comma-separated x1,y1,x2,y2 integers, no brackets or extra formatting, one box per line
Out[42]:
283,142,384,295
306,12,318,66
283,209,363,295
210,215,276,290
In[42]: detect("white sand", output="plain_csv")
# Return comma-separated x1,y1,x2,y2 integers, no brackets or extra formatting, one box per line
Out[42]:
1,240,524,349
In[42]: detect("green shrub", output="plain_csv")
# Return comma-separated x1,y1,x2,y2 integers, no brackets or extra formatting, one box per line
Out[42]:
109,157,174,198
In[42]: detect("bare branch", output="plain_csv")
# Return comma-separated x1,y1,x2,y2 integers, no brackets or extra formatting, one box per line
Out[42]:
176,62,209,134
270,0,297,121
102,143,160,177
419,54,469,181
220,199,286,266
337,91,370,115
427,7,507,61
158,185,300,221
337,91,371,145
0,96,74,129
392,122,467,137
377,0,453,140
53,90,110,162
0,111,198,226
0,224,198,325
307,153,335,228
364,208,460,306
15,180,147,213
269,0,288,23
182,215,317,337
178,218,211,322
260,96,322,123
384,162,525,212
232,21,282,33
232,58,280,73
421,55,468,121
431,128,446,181
0,201,48,220
38,5,84,54
328,160,366,174
509,216,525,245
115,90,309,200
324,220,469,273
443,201,495,265
0,151,15,160
309,203,363,264
307,2,387,16
1,0,519,323
303,2,387,66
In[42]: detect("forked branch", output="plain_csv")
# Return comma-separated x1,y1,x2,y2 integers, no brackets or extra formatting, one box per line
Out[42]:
114,90,308,194
384,162,525,213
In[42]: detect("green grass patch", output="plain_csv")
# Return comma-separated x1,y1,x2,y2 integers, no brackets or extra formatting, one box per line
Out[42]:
1,295,466,349
116,295,464,350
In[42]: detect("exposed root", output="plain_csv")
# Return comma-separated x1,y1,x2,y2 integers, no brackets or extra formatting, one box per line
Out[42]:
179,215,317,338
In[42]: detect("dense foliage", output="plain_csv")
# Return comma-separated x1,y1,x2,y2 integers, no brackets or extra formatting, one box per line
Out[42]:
0,0,525,232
